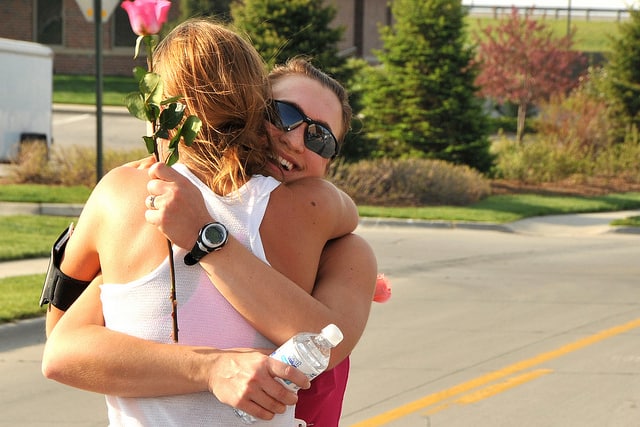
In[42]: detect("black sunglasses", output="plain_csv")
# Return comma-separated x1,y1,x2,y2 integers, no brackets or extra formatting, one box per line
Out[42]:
269,100,340,159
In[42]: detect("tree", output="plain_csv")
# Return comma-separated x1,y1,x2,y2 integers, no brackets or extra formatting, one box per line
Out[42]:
474,7,585,143
605,8,640,136
178,0,232,22
231,0,346,79
361,0,492,172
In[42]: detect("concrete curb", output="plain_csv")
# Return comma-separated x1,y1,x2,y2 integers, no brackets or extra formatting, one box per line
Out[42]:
358,217,513,233
0,317,45,347
0,202,84,217
52,103,130,116
609,226,640,235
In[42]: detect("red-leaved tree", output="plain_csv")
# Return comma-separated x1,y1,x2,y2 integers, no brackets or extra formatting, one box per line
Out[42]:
474,8,585,142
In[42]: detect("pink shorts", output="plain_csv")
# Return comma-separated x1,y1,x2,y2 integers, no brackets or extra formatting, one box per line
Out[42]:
295,356,350,426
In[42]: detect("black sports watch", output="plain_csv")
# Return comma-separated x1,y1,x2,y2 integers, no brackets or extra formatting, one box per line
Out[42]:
184,222,229,266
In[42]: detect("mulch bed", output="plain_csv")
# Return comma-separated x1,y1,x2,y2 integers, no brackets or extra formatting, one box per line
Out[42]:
491,177,640,197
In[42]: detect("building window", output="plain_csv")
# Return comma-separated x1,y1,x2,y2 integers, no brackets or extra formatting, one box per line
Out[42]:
114,6,137,47
36,0,63,45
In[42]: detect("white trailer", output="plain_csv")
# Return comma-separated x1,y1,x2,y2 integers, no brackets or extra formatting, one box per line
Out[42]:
0,38,53,162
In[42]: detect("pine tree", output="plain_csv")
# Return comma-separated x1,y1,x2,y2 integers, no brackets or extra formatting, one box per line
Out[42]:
231,0,346,79
179,0,232,22
362,0,492,172
606,8,640,135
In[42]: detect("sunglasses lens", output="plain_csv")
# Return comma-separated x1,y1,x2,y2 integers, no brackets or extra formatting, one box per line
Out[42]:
272,100,339,159
306,123,337,159
275,101,304,130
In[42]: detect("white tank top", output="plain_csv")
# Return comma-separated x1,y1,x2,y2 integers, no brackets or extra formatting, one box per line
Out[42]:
100,164,294,426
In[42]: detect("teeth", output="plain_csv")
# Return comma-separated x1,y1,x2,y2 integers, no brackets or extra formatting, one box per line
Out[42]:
278,156,293,171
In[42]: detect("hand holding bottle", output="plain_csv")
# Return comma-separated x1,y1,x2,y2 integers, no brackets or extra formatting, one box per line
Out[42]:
235,324,344,424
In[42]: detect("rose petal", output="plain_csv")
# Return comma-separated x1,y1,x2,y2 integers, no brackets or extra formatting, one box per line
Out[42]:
121,0,171,36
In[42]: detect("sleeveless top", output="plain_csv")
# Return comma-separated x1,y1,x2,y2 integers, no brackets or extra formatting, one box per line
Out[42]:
100,164,294,426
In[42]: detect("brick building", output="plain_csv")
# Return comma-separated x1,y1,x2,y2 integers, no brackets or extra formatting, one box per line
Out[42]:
0,0,390,76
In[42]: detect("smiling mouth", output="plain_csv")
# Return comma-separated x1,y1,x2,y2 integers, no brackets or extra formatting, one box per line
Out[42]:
274,155,293,171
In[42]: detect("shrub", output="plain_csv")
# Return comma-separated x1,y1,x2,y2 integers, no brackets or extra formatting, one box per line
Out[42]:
491,135,591,183
535,84,612,152
329,158,491,206
492,68,640,185
491,131,640,184
9,143,148,187
593,129,640,183
10,142,53,184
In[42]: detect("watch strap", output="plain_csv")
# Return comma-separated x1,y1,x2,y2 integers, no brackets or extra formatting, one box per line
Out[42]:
184,222,227,266
184,247,205,266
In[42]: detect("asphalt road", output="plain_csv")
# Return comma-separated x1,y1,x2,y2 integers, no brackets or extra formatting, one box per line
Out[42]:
341,224,640,427
51,104,146,153
2,222,640,426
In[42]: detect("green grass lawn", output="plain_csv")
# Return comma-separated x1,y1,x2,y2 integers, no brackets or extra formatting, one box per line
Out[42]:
0,184,91,204
612,215,640,226
0,216,78,261
358,192,640,223
0,275,47,323
53,74,137,106
467,15,619,53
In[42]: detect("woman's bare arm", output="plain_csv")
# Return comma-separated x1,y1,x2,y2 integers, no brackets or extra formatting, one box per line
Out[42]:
42,279,309,420
146,162,376,365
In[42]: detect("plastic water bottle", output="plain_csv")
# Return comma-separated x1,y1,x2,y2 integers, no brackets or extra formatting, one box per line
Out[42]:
234,324,344,424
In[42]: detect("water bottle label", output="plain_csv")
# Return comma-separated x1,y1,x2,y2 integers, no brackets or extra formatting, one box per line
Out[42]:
275,376,299,392
271,340,321,381
275,352,302,369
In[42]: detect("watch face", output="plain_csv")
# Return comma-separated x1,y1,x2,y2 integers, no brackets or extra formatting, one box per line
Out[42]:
202,223,227,248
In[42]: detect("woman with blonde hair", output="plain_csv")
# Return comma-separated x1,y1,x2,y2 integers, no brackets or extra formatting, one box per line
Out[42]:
43,18,362,426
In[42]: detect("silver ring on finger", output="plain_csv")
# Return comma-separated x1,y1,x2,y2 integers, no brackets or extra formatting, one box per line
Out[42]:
148,195,157,209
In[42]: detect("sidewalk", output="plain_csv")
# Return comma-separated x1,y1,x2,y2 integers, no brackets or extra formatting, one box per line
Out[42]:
52,103,130,115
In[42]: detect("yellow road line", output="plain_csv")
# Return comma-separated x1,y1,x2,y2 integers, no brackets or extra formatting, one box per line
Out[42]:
454,368,552,405
422,368,553,416
350,317,640,427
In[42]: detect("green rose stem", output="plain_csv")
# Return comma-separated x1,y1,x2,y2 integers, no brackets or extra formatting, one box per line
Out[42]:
145,36,178,344
122,2,189,343
126,32,202,342
142,35,178,343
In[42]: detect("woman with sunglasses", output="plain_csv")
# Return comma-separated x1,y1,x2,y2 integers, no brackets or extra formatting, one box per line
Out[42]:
269,57,365,426
146,58,373,426
42,21,376,427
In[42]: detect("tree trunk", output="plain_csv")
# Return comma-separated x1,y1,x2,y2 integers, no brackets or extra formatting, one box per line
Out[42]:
516,102,527,144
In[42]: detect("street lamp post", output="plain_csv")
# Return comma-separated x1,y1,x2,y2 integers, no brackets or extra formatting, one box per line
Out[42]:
93,0,104,183
567,0,572,37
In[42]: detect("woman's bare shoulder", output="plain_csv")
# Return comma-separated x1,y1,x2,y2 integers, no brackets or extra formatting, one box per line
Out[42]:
83,164,151,216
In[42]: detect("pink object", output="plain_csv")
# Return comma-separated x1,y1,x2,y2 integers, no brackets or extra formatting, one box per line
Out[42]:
296,357,350,426
296,274,391,424
121,0,171,36
373,273,392,303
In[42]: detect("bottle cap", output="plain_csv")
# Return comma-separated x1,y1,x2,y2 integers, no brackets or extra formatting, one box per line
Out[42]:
321,324,344,346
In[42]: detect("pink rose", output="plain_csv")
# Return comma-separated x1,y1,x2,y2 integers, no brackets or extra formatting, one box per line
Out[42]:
121,0,171,36
373,273,392,303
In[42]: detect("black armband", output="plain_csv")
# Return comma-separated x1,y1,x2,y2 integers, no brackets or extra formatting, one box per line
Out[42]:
39,225,91,311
